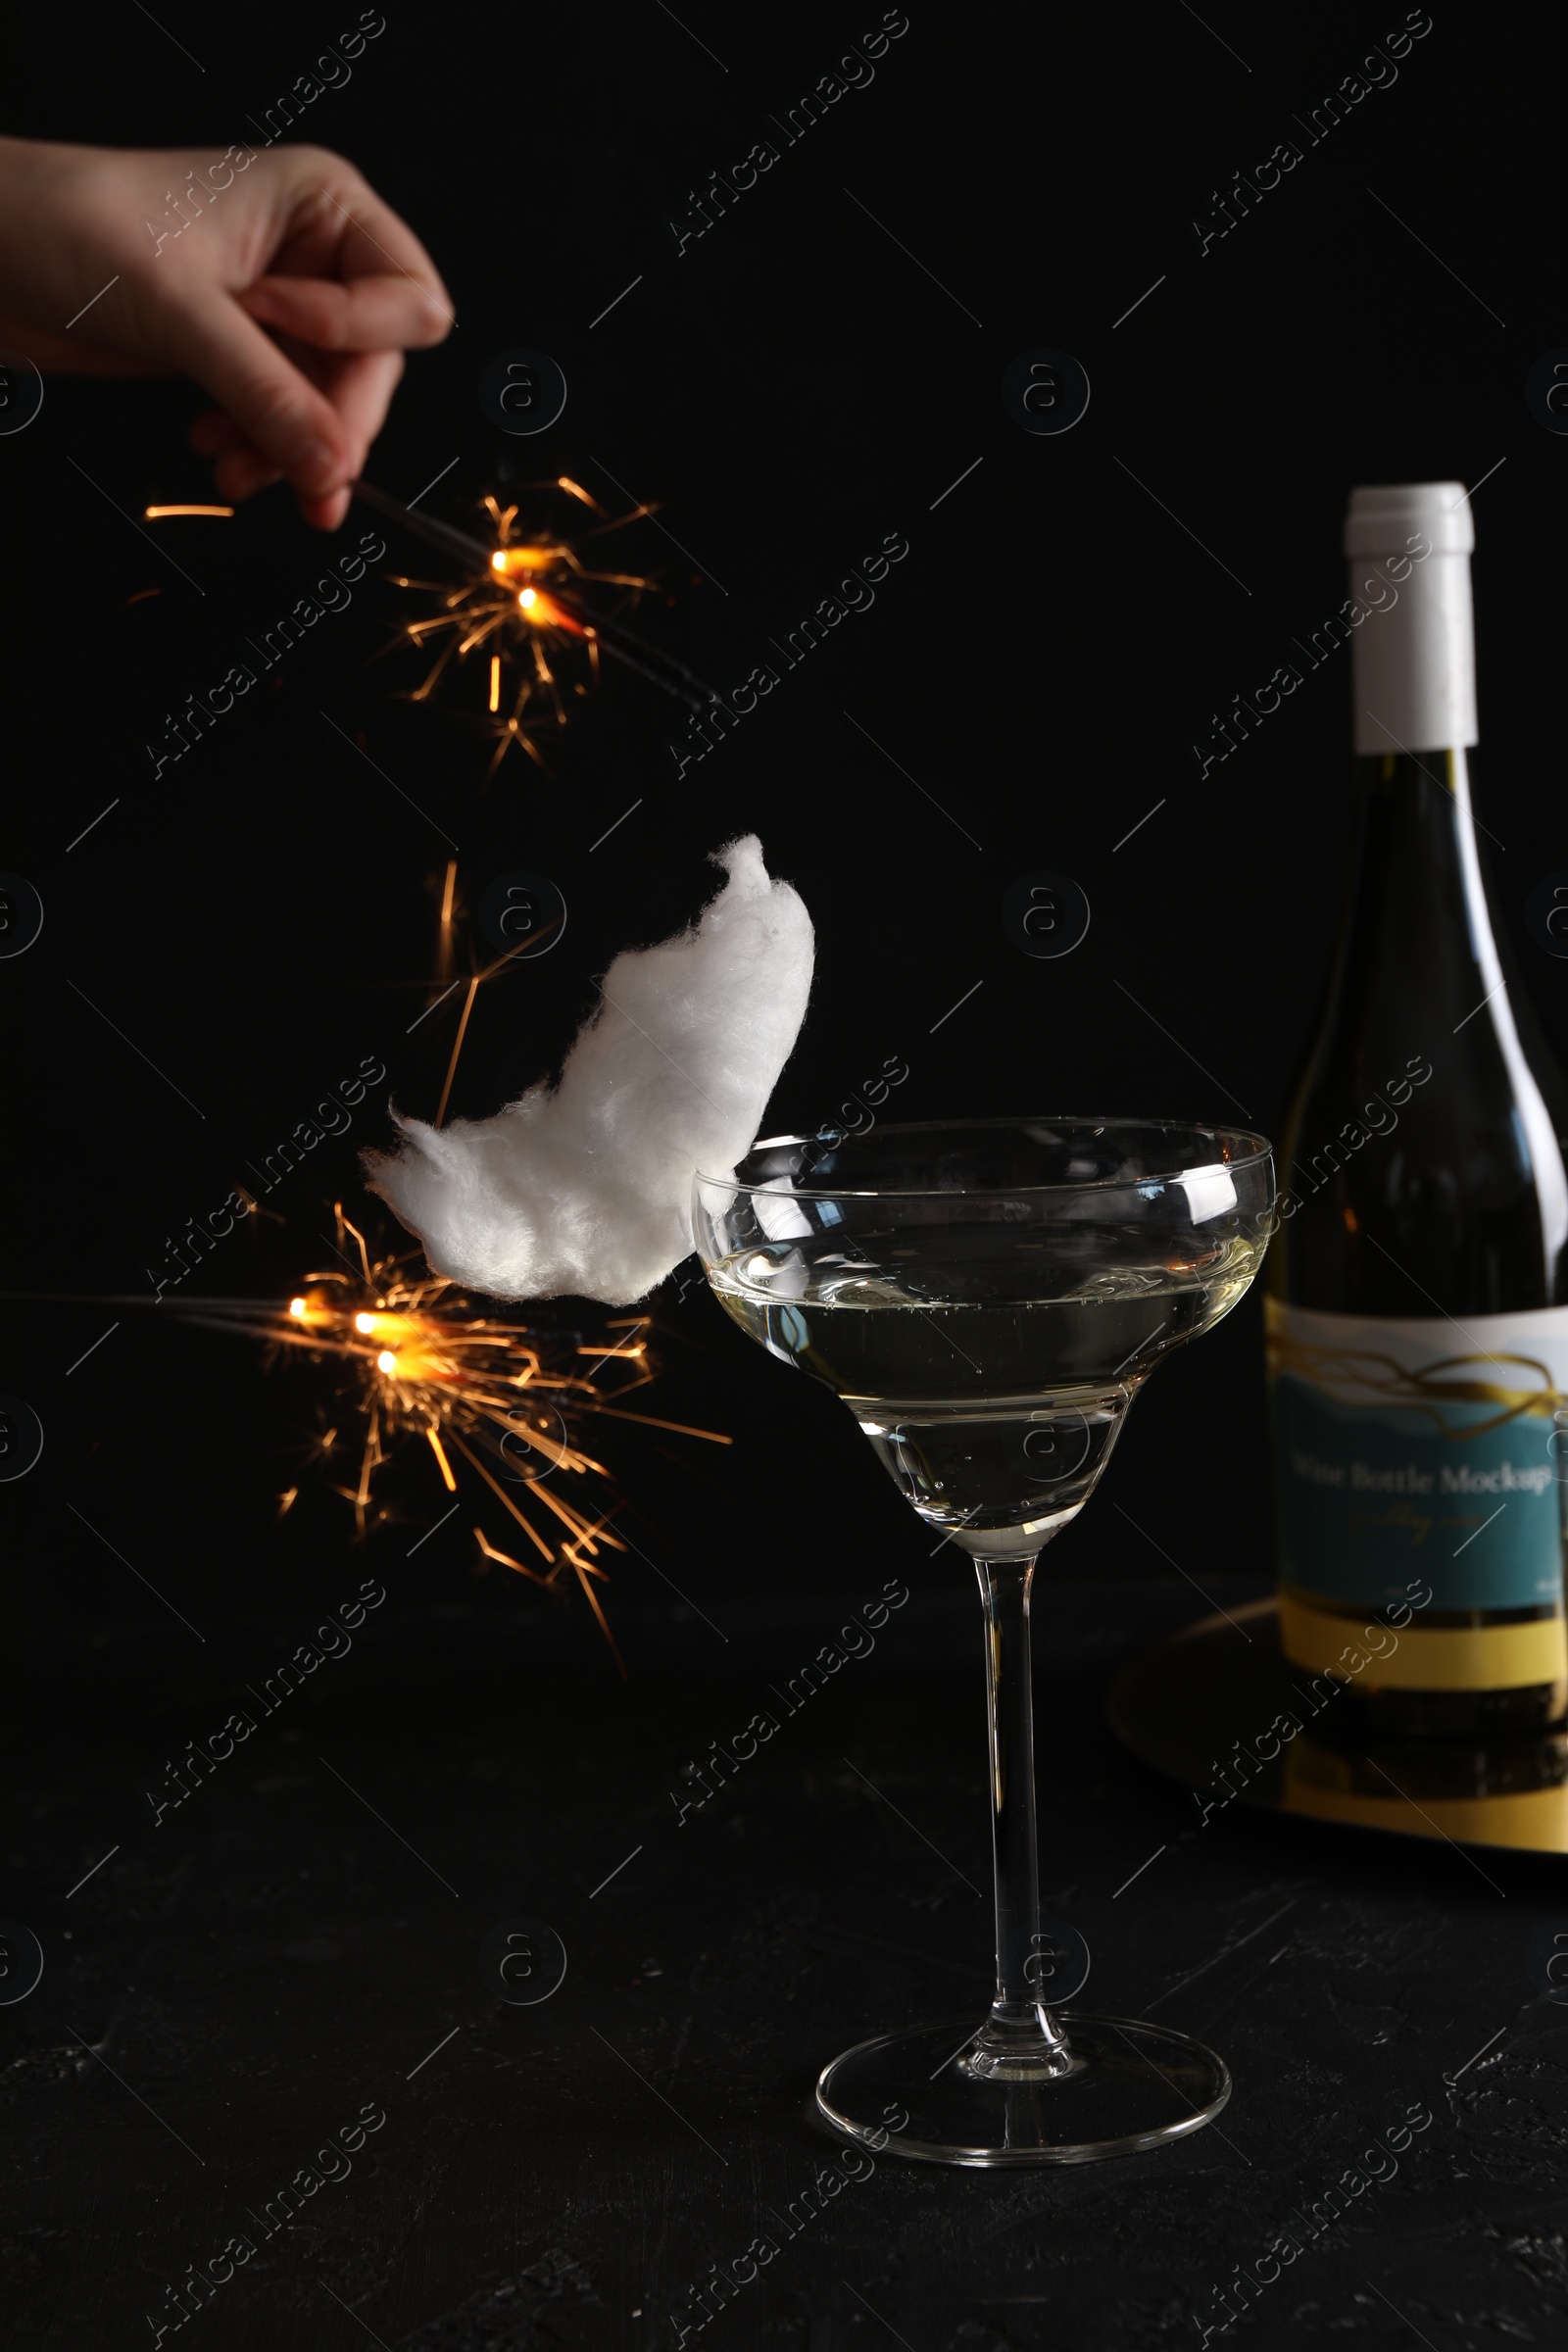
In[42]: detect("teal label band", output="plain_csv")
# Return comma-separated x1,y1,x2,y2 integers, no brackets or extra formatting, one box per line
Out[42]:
1266,1298,1568,1612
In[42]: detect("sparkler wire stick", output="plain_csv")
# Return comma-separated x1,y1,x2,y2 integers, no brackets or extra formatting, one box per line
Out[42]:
353,478,494,568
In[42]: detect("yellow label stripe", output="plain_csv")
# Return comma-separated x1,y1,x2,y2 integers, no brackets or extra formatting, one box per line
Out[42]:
1279,1592,1567,1691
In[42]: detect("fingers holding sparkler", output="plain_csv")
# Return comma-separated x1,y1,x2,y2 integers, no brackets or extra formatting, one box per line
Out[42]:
191,347,409,521
0,134,450,531
177,304,423,530
174,153,451,529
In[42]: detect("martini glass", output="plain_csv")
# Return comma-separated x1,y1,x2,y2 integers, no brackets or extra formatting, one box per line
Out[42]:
693,1117,1275,2167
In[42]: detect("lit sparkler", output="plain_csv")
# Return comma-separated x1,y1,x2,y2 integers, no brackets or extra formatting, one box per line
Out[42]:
168,1204,729,1671
142,476,713,774
14,1218,727,1670
115,492,726,1660
353,475,714,775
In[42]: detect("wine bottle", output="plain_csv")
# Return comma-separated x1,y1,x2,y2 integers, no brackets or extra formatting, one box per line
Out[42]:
1267,481,1568,1739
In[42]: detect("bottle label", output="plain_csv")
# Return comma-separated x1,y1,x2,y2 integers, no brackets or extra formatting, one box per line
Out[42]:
1266,1298,1568,1611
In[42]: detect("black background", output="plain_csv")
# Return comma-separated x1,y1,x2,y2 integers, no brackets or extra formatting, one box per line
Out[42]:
5,0,1564,1632
3,10,1568,2350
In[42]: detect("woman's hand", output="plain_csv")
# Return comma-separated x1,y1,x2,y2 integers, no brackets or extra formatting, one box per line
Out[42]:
0,136,452,529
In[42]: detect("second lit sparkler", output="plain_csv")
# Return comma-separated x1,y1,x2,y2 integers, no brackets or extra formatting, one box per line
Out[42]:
176,1205,730,1672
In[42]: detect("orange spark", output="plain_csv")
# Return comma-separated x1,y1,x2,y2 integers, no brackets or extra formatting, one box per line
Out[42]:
381,478,662,774
172,1206,726,1663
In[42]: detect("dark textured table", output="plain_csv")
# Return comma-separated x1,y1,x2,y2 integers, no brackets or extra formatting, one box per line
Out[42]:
6,1572,1567,2351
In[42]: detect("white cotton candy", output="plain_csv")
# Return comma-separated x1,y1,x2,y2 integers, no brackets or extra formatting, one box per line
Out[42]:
364,834,814,1305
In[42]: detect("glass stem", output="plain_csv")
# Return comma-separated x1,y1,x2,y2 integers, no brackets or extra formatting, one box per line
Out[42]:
969,1554,1073,2078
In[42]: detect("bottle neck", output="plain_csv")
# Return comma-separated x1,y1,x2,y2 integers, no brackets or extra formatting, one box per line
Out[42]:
1296,749,1568,1302
1335,525,1491,1065
1338,749,1489,1004
1333,749,1532,1058
1345,529,1494,997
1305,751,1473,1102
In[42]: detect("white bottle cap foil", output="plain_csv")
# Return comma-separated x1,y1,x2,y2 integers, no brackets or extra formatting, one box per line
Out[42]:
1343,481,1477,754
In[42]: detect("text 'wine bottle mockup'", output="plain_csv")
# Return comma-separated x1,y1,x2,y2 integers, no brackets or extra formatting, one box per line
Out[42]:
1268,481,1568,1738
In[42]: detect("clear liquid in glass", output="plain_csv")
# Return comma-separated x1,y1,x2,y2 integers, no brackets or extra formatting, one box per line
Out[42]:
710,1231,1265,1556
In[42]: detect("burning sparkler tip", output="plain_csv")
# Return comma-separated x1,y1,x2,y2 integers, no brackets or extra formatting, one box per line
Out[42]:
371,475,700,769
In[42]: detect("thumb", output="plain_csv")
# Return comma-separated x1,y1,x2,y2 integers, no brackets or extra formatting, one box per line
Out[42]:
168,294,355,498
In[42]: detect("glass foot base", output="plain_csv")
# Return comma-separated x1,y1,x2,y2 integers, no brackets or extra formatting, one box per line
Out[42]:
816,2013,1230,2168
